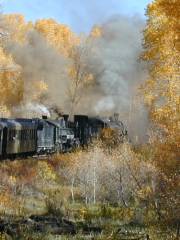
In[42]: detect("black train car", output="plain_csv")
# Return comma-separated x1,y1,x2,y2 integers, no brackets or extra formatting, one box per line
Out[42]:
0,121,7,157
0,118,39,158
73,114,128,146
37,117,78,154
37,118,57,154
74,115,90,146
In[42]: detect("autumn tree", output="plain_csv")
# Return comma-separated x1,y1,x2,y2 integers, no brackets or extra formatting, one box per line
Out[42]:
3,14,33,43
35,19,96,116
0,14,44,116
34,18,78,57
67,26,102,116
0,15,27,116
141,0,180,224
67,37,95,117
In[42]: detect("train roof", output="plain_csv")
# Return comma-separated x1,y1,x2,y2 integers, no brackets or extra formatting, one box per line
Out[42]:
88,116,126,130
0,122,7,129
0,118,39,129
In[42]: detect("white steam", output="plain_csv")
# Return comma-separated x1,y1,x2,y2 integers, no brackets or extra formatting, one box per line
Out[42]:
13,102,51,118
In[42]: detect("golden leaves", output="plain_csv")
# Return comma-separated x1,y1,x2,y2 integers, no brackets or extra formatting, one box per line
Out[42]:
3,14,33,43
37,161,56,182
141,0,180,190
90,26,102,38
35,19,79,57
0,14,31,114
0,67,23,111
141,0,180,128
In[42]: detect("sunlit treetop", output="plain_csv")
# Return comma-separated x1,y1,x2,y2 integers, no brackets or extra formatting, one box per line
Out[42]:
34,18,79,57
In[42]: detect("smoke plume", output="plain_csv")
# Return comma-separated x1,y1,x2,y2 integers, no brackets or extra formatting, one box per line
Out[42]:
78,16,148,142
4,30,69,114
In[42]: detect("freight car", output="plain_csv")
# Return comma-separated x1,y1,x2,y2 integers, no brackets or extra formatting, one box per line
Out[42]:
0,114,128,159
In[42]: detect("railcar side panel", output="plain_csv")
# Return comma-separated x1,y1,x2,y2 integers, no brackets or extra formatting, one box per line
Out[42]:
6,128,37,154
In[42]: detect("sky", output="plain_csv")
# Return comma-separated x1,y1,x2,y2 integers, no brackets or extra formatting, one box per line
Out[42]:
1,0,152,33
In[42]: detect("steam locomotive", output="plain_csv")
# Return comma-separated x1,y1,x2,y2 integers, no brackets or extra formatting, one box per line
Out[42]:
0,114,128,159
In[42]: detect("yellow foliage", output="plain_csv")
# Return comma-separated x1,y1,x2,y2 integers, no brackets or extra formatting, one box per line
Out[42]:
9,175,17,185
0,192,14,213
0,233,6,240
0,15,31,113
34,19,79,57
3,14,33,43
0,47,23,113
0,193,11,206
141,0,179,222
141,0,180,150
100,128,123,147
137,186,153,200
90,26,102,38
37,161,56,182
0,15,54,112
